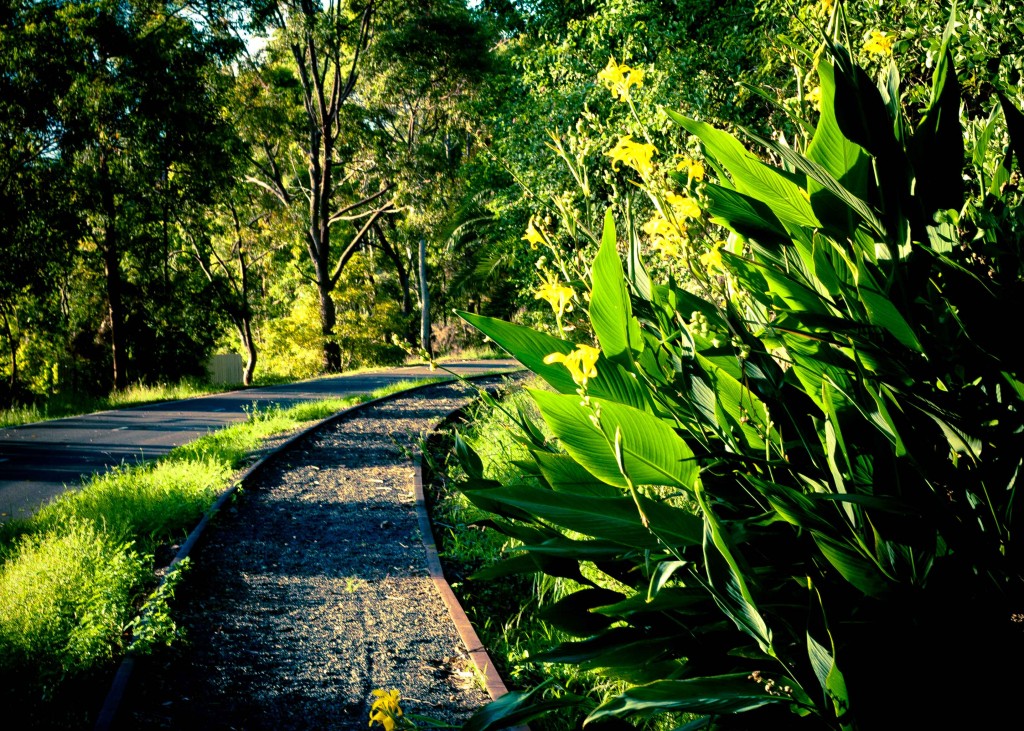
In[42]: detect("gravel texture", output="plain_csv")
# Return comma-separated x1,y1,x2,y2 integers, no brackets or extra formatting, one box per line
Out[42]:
114,379,501,730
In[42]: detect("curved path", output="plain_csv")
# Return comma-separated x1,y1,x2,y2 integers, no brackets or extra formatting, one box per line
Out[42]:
0,360,517,521
107,377,513,730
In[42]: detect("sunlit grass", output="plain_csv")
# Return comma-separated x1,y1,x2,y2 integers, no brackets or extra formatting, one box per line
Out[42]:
0,378,227,429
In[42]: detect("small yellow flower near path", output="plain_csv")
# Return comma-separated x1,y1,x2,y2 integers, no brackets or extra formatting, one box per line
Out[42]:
598,56,644,101
863,30,894,56
369,688,404,731
545,344,601,391
606,135,657,178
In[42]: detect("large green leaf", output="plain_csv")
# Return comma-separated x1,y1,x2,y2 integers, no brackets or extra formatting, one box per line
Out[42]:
459,311,650,409
911,47,964,215
746,130,882,240
538,587,624,636
471,484,702,548
701,184,791,243
695,352,780,452
458,311,577,392
668,110,821,230
591,209,643,367
463,682,580,731
588,675,791,721
803,60,875,236
532,451,621,497
531,390,699,490
812,533,890,596
697,487,774,656
857,285,923,353
533,627,682,667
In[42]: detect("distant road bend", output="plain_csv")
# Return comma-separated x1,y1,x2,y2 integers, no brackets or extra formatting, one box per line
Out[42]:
0,360,517,521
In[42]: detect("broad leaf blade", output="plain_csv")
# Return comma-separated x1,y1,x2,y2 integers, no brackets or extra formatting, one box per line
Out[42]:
591,209,643,366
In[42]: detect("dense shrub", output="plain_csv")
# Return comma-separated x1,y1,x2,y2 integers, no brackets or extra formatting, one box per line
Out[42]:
456,15,1024,730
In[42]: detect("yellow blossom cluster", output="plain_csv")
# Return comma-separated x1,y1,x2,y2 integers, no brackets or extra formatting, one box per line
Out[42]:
863,30,894,56
597,57,645,101
699,240,726,272
675,157,705,182
534,271,575,322
643,192,702,258
606,135,657,178
368,689,404,731
544,343,601,391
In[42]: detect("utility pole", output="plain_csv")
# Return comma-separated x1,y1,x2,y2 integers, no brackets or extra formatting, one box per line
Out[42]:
418,236,431,358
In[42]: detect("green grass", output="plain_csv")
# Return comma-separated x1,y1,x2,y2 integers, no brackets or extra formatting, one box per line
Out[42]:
0,378,434,726
0,378,229,429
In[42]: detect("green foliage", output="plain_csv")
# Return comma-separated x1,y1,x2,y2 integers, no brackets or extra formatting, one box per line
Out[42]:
0,521,148,689
457,22,1024,730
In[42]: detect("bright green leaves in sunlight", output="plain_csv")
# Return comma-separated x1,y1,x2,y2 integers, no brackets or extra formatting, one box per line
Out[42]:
456,11,1024,730
531,390,698,492
590,210,643,367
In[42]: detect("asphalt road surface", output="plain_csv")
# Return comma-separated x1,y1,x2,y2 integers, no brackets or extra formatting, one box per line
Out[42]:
0,360,518,521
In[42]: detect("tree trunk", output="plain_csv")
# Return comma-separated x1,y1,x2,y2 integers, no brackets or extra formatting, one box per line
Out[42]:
99,149,128,392
375,222,413,316
0,302,18,394
237,318,257,386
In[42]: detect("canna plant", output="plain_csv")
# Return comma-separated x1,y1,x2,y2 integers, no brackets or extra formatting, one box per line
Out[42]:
456,19,1024,731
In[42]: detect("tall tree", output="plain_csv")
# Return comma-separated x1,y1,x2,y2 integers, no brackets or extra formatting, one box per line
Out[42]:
247,0,395,372
55,0,240,389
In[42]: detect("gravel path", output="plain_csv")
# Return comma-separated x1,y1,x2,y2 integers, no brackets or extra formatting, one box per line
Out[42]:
113,379,502,730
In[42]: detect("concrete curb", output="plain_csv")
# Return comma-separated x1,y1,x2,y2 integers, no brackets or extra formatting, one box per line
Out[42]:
93,371,523,731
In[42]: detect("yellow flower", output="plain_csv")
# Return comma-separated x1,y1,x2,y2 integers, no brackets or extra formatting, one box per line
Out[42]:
522,217,546,250
675,157,705,182
544,344,601,390
534,272,575,321
642,214,674,241
820,0,835,14
699,241,726,272
863,30,894,56
643,213,685,258
606,135,657,178
666,192,701,221
369,689,404,731
597,57,644,101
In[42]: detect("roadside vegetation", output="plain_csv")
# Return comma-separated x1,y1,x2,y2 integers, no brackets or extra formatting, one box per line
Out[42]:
0,378,226,429
445,3,1024,730
0,380,427,728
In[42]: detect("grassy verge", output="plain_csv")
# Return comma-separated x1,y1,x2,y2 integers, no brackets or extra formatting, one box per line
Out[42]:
428,382,689,731
0,378,230,429
0,378,429,729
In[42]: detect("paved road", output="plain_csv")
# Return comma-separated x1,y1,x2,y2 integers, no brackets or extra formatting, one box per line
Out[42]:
0,360,518,521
